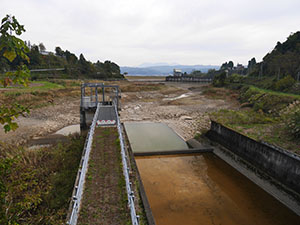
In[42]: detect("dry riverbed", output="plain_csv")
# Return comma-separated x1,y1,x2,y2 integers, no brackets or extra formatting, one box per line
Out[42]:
120,82,238,141
0,82,238,145
0,97,80,145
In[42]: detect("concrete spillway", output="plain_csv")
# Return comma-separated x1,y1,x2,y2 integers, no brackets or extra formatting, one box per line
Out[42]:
124,122,300,225
124,122,189,154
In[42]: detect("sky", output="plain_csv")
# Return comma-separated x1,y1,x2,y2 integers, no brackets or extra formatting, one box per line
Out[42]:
1,0,300,67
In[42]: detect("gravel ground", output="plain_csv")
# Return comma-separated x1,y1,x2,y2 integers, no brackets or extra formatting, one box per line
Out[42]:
120,83,238,141
0,82,238,145
0,97,80,145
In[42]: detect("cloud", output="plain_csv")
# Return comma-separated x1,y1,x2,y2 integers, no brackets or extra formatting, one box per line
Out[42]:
1,0,300,66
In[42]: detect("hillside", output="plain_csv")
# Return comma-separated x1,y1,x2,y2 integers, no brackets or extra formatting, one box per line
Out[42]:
0,45,123,80
253,31,300,80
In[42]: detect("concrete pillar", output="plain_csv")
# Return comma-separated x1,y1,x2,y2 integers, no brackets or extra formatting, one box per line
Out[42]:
80,108,87,131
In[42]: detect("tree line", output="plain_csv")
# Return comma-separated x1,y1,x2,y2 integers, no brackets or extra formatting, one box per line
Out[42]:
0,41,123,80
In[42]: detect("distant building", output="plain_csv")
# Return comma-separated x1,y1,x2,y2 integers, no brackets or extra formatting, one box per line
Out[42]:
40,50,52,56
228,63,246,75
173,69,182,76
236,63,244,71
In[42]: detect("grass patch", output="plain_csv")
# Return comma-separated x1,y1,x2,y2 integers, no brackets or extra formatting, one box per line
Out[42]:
78,127,131,225
240,86,300,114
207,85,300,153
120,82,164,92
211,109,275,125
2,81,64,92
0,134,86,224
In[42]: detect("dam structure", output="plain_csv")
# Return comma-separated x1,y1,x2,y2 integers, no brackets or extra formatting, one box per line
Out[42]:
67,83,300,225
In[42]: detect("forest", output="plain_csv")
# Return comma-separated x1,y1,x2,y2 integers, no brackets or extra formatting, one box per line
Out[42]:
0,42,124,80
213,31,300,94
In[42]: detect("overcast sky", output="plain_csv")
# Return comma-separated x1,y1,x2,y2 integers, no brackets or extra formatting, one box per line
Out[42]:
2,0,300,67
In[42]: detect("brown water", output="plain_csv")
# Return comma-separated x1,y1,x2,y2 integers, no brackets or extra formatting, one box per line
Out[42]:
136,154,299,225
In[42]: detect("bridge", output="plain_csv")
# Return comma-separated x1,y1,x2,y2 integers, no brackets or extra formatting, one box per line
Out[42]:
165,75,212,83
67,83,139,225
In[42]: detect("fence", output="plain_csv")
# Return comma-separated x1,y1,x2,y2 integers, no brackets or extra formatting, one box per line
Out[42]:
114,101,140,225
67,99,139,224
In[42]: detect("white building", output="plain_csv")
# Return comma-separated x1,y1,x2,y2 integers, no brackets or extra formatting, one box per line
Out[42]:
173,69,182,76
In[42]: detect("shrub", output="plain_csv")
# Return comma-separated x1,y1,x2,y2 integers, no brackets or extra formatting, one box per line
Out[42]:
287,109,300,138
239,86,297,114
0,134,85,224
274,75,296,91
212,72,226,87
227,73,245,83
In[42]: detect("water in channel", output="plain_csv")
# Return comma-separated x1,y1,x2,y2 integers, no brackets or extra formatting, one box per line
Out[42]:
136,154,299,225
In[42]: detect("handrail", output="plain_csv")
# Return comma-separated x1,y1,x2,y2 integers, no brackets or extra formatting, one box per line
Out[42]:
114,101,140,225
68,98,139,225
67,103,101,225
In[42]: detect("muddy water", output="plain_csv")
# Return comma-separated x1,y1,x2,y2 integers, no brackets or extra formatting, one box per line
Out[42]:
136,154,299,225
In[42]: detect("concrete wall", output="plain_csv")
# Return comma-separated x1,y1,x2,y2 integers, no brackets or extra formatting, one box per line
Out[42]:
207,120,300,194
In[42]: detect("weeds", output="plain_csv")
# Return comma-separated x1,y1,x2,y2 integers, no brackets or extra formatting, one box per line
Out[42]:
206,83,300,153
287,109,300,139
0,134,85,224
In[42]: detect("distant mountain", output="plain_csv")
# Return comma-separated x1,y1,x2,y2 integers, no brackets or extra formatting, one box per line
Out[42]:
121,64,220,76
138,62,180,68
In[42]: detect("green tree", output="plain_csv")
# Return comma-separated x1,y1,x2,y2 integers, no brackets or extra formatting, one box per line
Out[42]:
0,15,30,132
228,61,234,70
55,46,64,56
213,72,226,87
38,42,46,52
247,57,256,74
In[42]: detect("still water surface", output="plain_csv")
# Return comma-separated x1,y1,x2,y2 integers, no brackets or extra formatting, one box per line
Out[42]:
136,154,299,225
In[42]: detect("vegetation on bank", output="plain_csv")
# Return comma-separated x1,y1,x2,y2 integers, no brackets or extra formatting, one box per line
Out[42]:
210,31,300,152
0,80,82,112
206,85,300,153
211,31,300,95
0,134,85,224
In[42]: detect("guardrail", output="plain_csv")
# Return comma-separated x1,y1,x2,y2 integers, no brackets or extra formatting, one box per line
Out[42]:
67,99,139,224
67,103,101,225
114,102,140,225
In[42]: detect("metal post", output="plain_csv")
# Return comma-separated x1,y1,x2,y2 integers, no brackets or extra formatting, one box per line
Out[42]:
102,87,104,104
95,87,98,105
116,87,119,110
90,87,92,102
81,85,84,104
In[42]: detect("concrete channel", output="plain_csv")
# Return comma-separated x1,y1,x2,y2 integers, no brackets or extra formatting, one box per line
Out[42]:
68,83,299,225
124,121,300,225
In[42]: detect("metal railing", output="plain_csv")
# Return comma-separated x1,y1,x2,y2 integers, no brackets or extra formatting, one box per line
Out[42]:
67,103,101,225
114,101,140,225
80,83,120,110
67,99,139,225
